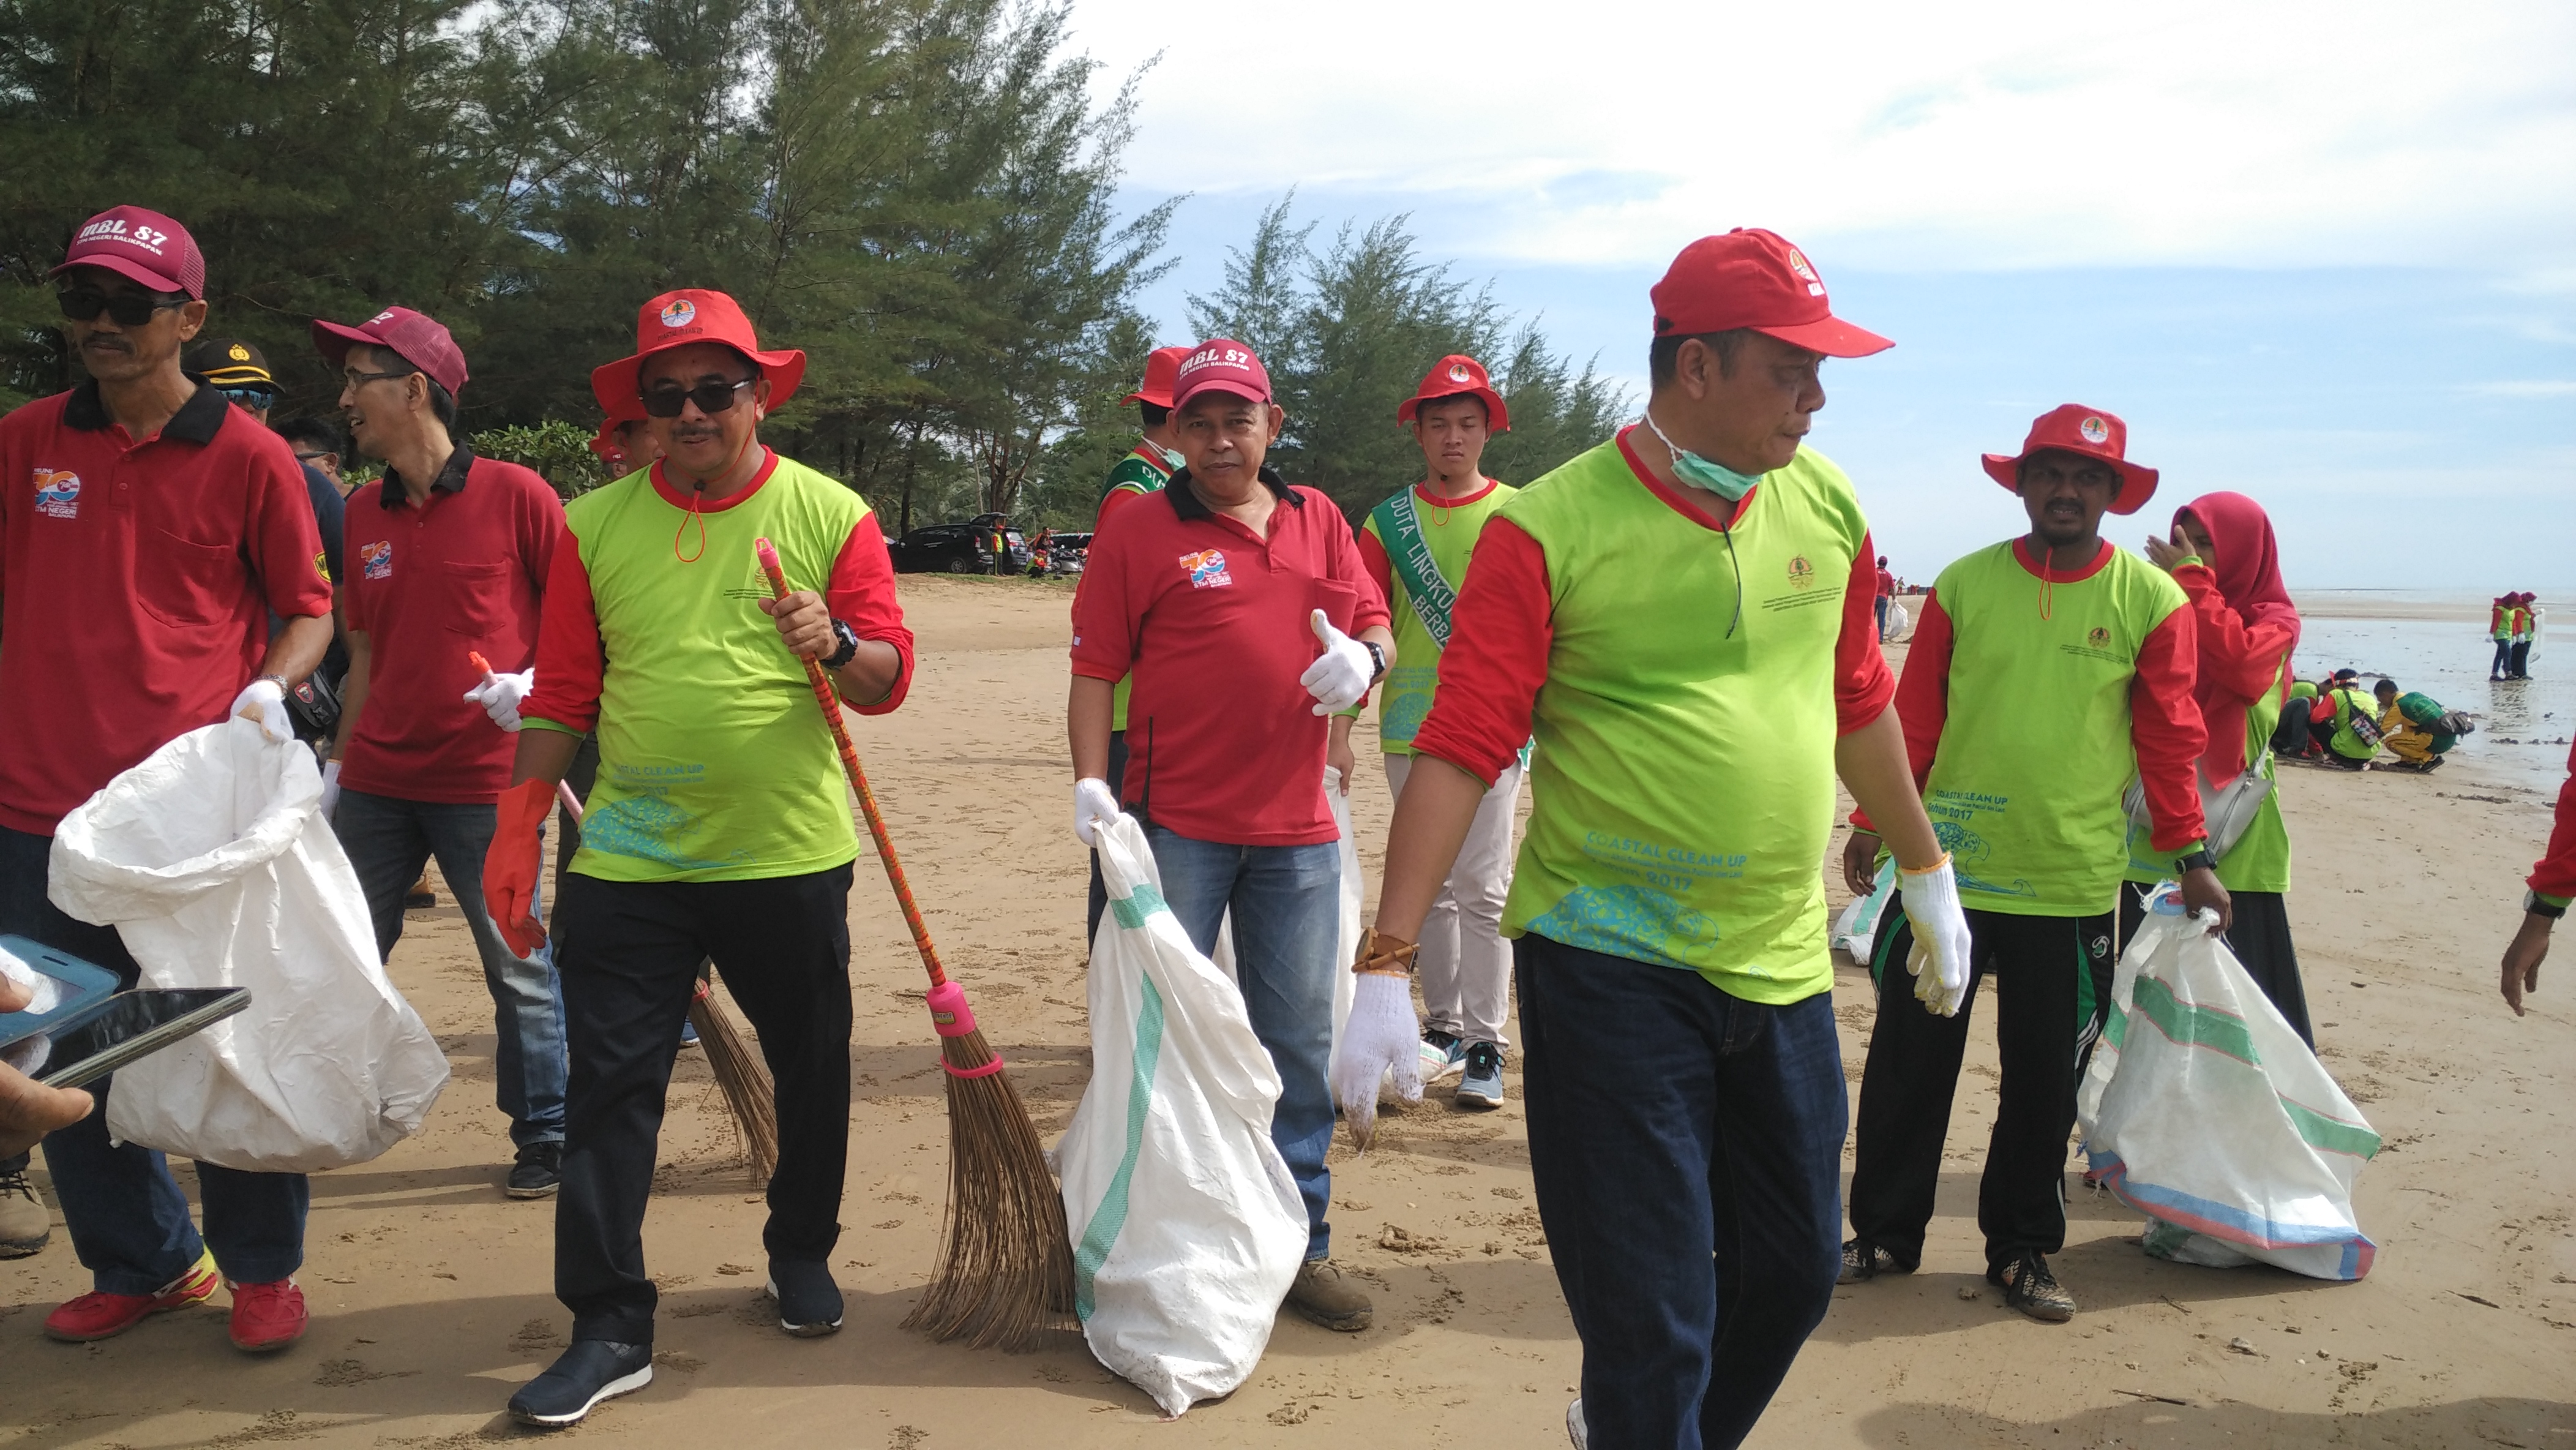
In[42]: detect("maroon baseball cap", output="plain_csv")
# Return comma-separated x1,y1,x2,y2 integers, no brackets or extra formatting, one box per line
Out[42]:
50,206,206,300
311,307,470,398
1649,229,1891,358
1169,339,1273,411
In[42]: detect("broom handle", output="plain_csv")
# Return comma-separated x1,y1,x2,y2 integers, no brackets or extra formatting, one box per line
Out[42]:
754,538,951,991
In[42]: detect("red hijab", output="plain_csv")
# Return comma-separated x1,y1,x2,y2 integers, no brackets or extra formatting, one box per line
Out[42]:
2177,491,2299,784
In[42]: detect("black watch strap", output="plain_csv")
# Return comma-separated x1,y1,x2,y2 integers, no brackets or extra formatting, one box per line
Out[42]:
2173,849,2215,875
1362,639,1388,682
822,618,860,670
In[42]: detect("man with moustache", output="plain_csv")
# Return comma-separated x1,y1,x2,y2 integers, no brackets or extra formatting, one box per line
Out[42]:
0,206,332,1349
483,290,913,1427
313,306,572,1199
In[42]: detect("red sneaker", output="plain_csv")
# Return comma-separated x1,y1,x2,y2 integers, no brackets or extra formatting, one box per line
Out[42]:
227,1279,307,1352
44,1248,220,1342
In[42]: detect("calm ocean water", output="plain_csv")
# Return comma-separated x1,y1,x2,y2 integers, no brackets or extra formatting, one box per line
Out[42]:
2292,590,2570,794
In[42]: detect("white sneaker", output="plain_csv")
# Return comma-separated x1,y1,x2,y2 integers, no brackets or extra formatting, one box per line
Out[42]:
1419,1031,1467,1084
1567,1397,1587,1448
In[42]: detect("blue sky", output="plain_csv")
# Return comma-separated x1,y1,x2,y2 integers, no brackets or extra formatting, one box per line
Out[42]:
1068,0,2574,588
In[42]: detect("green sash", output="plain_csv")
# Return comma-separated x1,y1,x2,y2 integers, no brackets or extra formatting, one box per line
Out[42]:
1371,491,1455,647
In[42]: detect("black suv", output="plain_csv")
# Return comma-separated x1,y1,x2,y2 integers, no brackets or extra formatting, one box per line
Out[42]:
888,514,1027,574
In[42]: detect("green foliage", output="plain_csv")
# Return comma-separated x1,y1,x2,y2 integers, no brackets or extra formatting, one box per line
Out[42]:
470,419,611,500
1188,197,1628,517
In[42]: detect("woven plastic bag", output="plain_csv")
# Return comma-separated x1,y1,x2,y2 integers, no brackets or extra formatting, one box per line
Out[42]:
2078,884,2379,1279
47,718,448,1173
1063,814,1308,1416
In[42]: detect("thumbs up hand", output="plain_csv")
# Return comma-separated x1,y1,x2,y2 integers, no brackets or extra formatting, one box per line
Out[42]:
1298,609,1374,716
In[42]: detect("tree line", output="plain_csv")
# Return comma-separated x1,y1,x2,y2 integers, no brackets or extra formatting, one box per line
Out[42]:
0,0,1622,528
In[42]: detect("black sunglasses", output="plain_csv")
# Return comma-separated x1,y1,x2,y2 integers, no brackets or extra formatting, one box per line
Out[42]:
640,377,754,418
56,289,188,326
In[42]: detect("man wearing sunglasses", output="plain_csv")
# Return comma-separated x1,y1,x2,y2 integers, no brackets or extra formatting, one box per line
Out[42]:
482,289,913,1428
309,306,574,1203
0,205,333,1352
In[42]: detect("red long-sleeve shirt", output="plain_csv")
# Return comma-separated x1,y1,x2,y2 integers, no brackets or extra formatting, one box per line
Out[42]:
2534,737,2576,904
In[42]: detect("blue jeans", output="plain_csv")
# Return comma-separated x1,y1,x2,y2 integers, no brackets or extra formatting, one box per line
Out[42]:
1140,823,1339,1259
1,827,307,1291
1517,933,1846,1450
332,789,567,1146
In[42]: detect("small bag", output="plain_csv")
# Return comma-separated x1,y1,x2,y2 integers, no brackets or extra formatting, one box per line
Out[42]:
2122,758,2275,863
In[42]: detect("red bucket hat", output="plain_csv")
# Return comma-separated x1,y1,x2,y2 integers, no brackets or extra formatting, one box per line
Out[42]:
51,205,206,300
1982,404,2159,516
1650,229,1890,358
590,290,806,416
1396,354,1510,432
1120,345,1189,409
312,306,470,398
588,407,648,470
1169,339,1272,411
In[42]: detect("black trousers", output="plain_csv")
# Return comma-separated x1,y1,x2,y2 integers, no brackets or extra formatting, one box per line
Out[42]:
2117,884,2312,1046
553,865,855,1344
1848,901,2114,1272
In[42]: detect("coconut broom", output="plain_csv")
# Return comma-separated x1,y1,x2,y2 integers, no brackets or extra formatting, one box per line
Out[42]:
754,538,1074,1351
473,651,780,1181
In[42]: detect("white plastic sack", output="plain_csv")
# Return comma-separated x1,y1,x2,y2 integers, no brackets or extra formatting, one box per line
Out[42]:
1885,599,1910,639
1832,857,1895,960
1063,815,1308,1417
2078,885,2379,1280
47,718,449,1173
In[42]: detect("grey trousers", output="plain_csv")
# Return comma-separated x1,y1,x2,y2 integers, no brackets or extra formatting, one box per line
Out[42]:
1384,753,1524,1048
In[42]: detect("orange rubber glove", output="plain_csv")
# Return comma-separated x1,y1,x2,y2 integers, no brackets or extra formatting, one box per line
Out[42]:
485,778,553,957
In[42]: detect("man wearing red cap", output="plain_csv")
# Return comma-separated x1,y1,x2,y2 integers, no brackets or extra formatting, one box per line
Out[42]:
1068,338,1396,1331
482,289,913,1427
1347,353,1524,1110
312,306,573,1200
1839,404,2219,1325
1080,344,1192,941
1338,230,1969,1448
0,206,333,1350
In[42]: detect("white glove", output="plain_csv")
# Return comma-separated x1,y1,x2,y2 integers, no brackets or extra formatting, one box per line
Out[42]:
1900,855,1974,1017
320,759,342,820
230,677,293,743
1073,777,1121,847
463,668,534,732
1333,955,1426,1148
1298,609,1374,716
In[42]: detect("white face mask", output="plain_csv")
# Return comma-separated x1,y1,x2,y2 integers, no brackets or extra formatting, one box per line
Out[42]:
1149,440,1186,471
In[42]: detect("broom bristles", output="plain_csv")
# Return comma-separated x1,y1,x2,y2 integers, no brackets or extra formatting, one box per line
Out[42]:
899,1026,1075,1351
689,993,779,1183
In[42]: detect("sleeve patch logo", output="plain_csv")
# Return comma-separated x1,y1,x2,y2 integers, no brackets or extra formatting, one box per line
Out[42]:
360,539,393,580
313,550,332,583
1180,548,1232,588
31,468,81,518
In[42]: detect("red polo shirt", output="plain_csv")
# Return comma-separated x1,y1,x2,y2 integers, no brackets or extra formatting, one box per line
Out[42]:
1070,468,1389,846
340,446,566,803
0,381,332,834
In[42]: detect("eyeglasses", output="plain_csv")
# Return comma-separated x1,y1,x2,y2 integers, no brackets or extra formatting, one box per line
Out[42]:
218,386,276,408
56,289,188,326
292,450,337,465
342,367,412,391
640,378,754,418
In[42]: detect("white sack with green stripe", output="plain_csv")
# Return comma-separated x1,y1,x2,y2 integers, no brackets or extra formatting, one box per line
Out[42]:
1061,815,1308,1416
2078,886,2380,1280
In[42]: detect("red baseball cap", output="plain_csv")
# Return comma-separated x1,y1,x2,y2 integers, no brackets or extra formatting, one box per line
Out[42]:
1397,354,1511,432
1649,229,1890,358
312,306,470,398
1169,339,1272,411
591,290,806,415
1121,345,1190,409
51,206,206,300
1982,404,2160,515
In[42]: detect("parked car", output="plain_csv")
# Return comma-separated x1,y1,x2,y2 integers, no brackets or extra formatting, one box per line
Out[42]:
1047,532,1091,576
887,515,1028,574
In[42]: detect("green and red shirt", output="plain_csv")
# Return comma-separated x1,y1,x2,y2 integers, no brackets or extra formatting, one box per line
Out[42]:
1355,478,1519,754
522,451,912,882
1094,442,1174,732
1411,429,1892,1003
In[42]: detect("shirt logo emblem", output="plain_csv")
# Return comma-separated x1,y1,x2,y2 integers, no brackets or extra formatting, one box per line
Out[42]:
1180,548,1233,589
2087,626,2110,648
661,298,697,329
361,539,392,580
31,468,81,519
2079,415,2110,445
1786,554,1816,588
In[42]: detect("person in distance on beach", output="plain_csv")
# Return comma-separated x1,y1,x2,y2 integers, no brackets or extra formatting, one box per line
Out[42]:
483,289,914,1427
1067,339,1396,1334
1347,353,1526,1110
2116,492,2313,1043
1843,404,2222,1326
1341,230,1970,1448
2308,669,2379,770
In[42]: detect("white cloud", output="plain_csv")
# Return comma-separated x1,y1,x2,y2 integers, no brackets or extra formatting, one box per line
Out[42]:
1071,0,2575,274
2463,380,2576,397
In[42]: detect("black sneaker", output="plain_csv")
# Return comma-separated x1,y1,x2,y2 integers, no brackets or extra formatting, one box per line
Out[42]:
506,1142,562,1200
1838,1238,1910,1284
766,1257,844,1337
1989,1250,2075,1322
507,1339,653,1427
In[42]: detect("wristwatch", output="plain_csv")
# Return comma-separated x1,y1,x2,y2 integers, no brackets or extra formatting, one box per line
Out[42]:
1361,639,1388,682
2173,849,2215,876
2528,889,2567,922
821,619,860,670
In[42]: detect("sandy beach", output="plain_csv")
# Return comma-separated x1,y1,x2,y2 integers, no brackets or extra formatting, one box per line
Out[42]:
4,574,2570,1449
